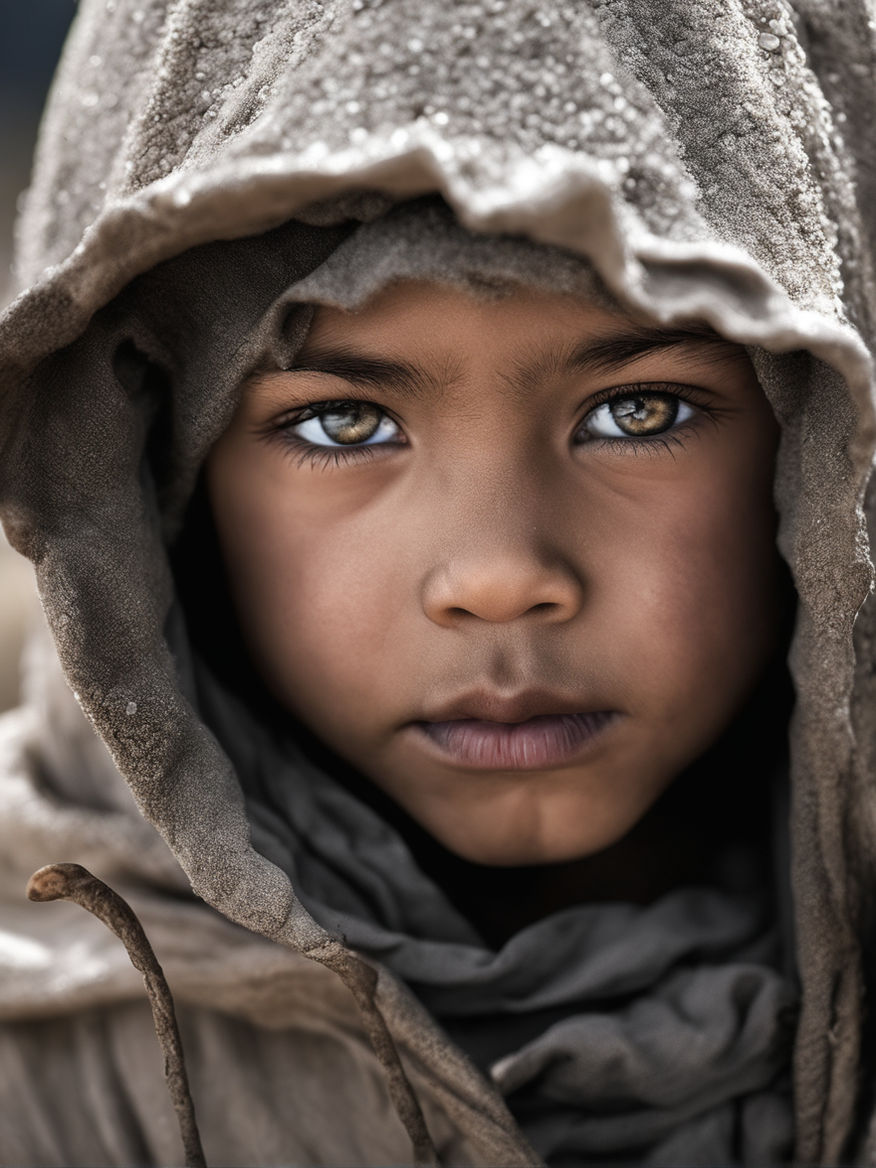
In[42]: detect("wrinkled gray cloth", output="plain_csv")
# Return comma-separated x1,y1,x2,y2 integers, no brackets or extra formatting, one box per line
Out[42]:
1,0,876,1165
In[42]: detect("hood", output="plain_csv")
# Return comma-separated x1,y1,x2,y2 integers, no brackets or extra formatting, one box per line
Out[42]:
1,0,876,1164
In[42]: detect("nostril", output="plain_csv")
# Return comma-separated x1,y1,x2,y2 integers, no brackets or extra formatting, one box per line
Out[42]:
447,606,473,620
443,599,562,622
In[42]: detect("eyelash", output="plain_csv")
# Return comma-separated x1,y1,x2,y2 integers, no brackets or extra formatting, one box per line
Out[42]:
256,398,404,469
574,382,718,457
257,384,718,468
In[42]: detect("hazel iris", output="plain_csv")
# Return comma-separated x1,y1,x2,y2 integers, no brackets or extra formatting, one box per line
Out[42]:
319,402,383,443
611,394,678,436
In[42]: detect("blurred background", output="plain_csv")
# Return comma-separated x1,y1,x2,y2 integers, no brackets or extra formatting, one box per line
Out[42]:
1,1,77,710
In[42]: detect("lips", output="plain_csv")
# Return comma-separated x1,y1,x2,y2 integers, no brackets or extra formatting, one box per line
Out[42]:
410,690,618,770
420,688,609,725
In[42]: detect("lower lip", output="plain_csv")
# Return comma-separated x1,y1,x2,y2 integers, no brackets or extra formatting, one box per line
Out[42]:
412,712,617,770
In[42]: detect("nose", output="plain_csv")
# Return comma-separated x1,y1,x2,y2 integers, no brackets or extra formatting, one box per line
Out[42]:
421,533,585,628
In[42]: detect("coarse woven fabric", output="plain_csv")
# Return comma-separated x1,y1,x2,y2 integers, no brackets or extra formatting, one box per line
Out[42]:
0,0,875,1165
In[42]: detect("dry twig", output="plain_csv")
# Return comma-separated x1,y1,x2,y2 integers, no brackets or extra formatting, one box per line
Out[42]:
27,862,207,1168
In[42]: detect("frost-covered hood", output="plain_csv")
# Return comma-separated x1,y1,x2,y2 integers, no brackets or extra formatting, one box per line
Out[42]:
2,0,876,1163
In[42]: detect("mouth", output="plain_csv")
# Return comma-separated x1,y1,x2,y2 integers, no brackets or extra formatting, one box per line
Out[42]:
410,691,619,770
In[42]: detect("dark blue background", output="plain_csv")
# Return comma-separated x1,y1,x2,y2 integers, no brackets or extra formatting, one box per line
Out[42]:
1,0,77,300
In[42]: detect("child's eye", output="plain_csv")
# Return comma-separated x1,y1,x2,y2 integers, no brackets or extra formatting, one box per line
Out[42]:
290,401,403,447
580,391,695,441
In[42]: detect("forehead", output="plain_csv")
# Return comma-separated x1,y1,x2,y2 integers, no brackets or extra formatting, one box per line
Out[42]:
294,278,750,388
301,278,630,347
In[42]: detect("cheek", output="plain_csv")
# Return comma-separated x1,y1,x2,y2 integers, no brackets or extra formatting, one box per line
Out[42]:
207,453,403,719
598,451,779,725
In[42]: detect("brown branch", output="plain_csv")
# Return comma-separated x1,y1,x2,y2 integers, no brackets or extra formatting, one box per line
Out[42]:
27,863,207,1168
322,947,439,1168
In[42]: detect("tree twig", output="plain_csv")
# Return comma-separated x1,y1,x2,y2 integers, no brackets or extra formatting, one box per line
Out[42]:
27,862,207,1168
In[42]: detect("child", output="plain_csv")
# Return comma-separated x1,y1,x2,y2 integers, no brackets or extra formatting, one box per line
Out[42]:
0,0,873,1165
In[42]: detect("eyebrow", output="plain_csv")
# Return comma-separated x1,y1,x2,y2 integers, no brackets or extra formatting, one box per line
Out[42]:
286,323,740,400
503,323,742,395
286,349,456,400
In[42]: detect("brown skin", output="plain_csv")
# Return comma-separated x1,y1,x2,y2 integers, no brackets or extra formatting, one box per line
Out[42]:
206,280,783,874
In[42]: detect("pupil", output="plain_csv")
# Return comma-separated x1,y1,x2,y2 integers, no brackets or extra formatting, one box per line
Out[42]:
321,403,381,444
612,394,677,436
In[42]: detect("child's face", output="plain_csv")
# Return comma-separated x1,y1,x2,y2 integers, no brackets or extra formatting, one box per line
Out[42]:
207,279,783,866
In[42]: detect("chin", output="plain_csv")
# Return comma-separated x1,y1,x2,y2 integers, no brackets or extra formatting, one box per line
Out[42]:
428,817,629,868
410,775,671,867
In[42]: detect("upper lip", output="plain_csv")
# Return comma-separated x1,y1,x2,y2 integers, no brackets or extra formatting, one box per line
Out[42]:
416,688,611,725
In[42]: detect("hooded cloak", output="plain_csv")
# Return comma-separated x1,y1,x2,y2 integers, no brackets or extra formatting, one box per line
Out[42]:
0,1,874,1165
